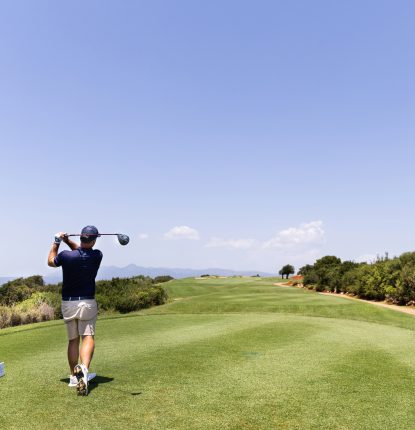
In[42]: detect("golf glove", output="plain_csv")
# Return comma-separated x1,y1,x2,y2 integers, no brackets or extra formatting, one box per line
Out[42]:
54,234,62,244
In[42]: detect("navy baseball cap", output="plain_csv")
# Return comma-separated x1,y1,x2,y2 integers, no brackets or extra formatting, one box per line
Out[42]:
80,225,100,242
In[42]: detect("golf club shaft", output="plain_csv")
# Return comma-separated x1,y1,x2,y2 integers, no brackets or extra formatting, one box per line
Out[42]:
68,233,121,236
65,232,129,245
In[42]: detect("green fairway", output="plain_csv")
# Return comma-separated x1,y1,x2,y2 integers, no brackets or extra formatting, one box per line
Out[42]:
2,277,415,429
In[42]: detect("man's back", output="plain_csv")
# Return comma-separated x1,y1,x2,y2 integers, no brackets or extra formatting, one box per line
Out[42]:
54,248,103,297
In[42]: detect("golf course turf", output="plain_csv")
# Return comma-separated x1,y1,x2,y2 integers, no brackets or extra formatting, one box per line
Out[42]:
2,277,415,429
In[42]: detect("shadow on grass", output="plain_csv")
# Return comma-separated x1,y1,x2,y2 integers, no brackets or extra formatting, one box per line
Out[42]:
60,375,114,392
87,376,114,393
60,375,142,396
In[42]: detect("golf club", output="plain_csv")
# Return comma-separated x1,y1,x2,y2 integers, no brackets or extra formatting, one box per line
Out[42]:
68,233,130,245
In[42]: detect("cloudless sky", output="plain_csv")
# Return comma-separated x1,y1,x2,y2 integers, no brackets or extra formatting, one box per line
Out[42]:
1,1,414,276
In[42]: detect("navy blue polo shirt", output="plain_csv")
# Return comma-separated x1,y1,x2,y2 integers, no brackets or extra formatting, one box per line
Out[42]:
54,248,103,297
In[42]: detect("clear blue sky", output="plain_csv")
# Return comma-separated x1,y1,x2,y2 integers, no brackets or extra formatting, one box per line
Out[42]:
1,1,414,276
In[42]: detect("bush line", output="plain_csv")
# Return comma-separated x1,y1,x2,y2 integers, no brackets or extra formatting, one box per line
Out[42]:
300,252,415,305
0,275,172,329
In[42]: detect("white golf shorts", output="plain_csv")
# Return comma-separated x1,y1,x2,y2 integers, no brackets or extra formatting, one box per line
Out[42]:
61,299,98,340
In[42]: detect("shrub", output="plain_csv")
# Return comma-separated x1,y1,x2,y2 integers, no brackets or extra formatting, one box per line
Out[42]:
38,303,55,321
315,284,325,292
151,286,168,305
394,264,415,305
341,269,361,295
0,275,54,306
113,286,167,313
96,276,168,313
299,252,415,305
0,284,33,306
115,292,149,313
10,308,23,326
1,301,60,328
0,306,11,329
153,275,174,284
23,309,40,324
114,297,137,313
16,292,61,319
0,275,168,328
303,271,319,288
95,294,111,311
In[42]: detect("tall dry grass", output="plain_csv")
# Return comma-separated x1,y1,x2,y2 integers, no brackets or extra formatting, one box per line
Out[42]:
0,302,56,329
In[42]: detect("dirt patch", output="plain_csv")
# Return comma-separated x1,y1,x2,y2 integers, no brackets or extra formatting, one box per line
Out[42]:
273,282,296,287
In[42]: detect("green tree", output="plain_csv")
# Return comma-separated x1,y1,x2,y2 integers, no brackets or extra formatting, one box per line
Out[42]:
314,256,341,270
279,264,295,279
298,264,314,276
297,252,415,304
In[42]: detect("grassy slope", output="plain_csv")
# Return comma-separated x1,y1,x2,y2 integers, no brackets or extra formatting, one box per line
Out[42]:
1,277,415,429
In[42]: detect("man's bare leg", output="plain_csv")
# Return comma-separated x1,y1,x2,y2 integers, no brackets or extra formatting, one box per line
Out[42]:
68,336,80,375
80,335,95,369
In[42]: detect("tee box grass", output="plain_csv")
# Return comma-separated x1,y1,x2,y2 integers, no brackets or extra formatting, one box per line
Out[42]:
1,277,415,430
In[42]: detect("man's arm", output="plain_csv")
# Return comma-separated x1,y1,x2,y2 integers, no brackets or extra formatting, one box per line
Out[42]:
47,242,60,267
48,232,77,267
63,234,79,251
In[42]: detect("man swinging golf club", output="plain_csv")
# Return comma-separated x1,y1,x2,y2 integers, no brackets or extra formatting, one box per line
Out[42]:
47,225,102,396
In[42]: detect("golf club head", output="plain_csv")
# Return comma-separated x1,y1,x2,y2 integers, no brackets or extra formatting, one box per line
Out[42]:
117,234,129,245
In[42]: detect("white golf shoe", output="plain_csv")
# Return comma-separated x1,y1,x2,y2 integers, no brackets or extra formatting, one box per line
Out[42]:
68,375,78,387
68,372,96,387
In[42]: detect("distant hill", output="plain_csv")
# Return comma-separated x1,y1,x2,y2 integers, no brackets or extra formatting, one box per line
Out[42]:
95,264,274,280
0,265,274,286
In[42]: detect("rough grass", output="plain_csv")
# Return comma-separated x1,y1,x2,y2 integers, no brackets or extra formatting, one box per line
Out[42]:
1,277,415,429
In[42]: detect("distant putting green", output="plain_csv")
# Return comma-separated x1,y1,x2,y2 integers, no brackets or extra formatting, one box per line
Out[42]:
2,277,415,429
